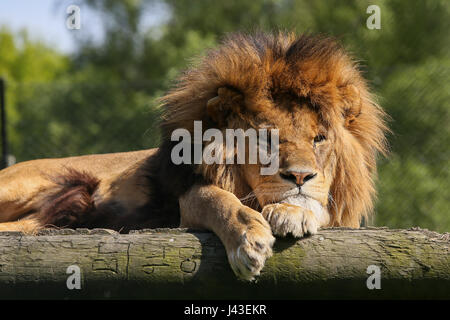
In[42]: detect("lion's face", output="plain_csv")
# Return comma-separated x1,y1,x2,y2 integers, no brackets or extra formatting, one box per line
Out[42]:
237,93,335,220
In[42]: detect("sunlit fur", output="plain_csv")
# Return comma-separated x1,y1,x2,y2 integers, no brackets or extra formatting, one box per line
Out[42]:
161,32,388,227
0,32,388,240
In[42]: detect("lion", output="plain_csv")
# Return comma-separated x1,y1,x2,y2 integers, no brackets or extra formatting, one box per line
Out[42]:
0,32,388,280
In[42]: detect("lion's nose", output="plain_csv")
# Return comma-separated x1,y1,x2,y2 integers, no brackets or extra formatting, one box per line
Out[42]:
280,170,317,186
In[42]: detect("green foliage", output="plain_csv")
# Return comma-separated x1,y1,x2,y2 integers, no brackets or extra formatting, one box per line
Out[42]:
12,79,162,159
0,27,70,157
0,0,448,231
375,58,450,231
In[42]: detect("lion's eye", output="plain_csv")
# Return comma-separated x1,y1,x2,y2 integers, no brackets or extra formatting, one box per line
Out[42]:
313,134,326,145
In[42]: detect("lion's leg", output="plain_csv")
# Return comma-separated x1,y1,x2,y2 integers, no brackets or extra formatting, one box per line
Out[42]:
0,214,43,234
179,184,275,280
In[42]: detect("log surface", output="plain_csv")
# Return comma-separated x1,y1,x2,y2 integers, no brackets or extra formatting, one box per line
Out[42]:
0,227,448,299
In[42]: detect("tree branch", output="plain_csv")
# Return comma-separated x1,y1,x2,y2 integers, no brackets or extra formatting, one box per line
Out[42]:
0,227,448,299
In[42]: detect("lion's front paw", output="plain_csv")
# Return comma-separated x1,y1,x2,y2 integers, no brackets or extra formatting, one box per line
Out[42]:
261,203,319,237
226,208,275,281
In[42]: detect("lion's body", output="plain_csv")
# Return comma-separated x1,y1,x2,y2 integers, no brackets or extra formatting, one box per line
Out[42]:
0,32,388,280
0,150,155,228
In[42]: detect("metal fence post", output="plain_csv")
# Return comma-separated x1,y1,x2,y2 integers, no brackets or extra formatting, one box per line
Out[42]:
0,78,7,169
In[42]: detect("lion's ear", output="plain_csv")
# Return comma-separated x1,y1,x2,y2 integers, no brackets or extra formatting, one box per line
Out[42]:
206,96,223,124
206,87,244,126
343,84,362,128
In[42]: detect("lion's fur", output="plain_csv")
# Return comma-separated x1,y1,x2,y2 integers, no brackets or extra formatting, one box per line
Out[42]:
0,31,388,237
160,32,388,227
0,31,389,279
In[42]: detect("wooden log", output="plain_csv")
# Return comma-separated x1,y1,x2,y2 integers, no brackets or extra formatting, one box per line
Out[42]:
0,227,448,299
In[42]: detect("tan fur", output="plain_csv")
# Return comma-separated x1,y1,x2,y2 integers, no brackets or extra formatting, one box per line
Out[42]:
0,32,388,280
166,32,388,279
0,150,156,227
162,32,388,227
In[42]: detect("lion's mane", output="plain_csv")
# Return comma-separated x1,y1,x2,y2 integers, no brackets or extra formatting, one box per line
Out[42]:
156,32,388,227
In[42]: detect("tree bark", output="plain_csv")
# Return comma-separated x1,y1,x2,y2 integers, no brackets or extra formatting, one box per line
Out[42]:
0,227,448,299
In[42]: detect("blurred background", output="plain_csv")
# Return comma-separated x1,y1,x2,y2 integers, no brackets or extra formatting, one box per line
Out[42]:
0,0,448,232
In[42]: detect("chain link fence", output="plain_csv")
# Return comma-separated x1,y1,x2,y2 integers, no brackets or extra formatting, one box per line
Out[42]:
1,79,162,165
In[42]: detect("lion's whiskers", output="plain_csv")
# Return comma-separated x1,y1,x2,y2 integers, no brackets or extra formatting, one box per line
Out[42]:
328,192,338,213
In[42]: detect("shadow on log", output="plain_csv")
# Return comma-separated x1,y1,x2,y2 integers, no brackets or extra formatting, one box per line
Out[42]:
0,227,448,299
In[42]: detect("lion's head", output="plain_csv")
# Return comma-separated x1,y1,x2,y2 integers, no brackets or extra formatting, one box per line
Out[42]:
160,32,388,228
